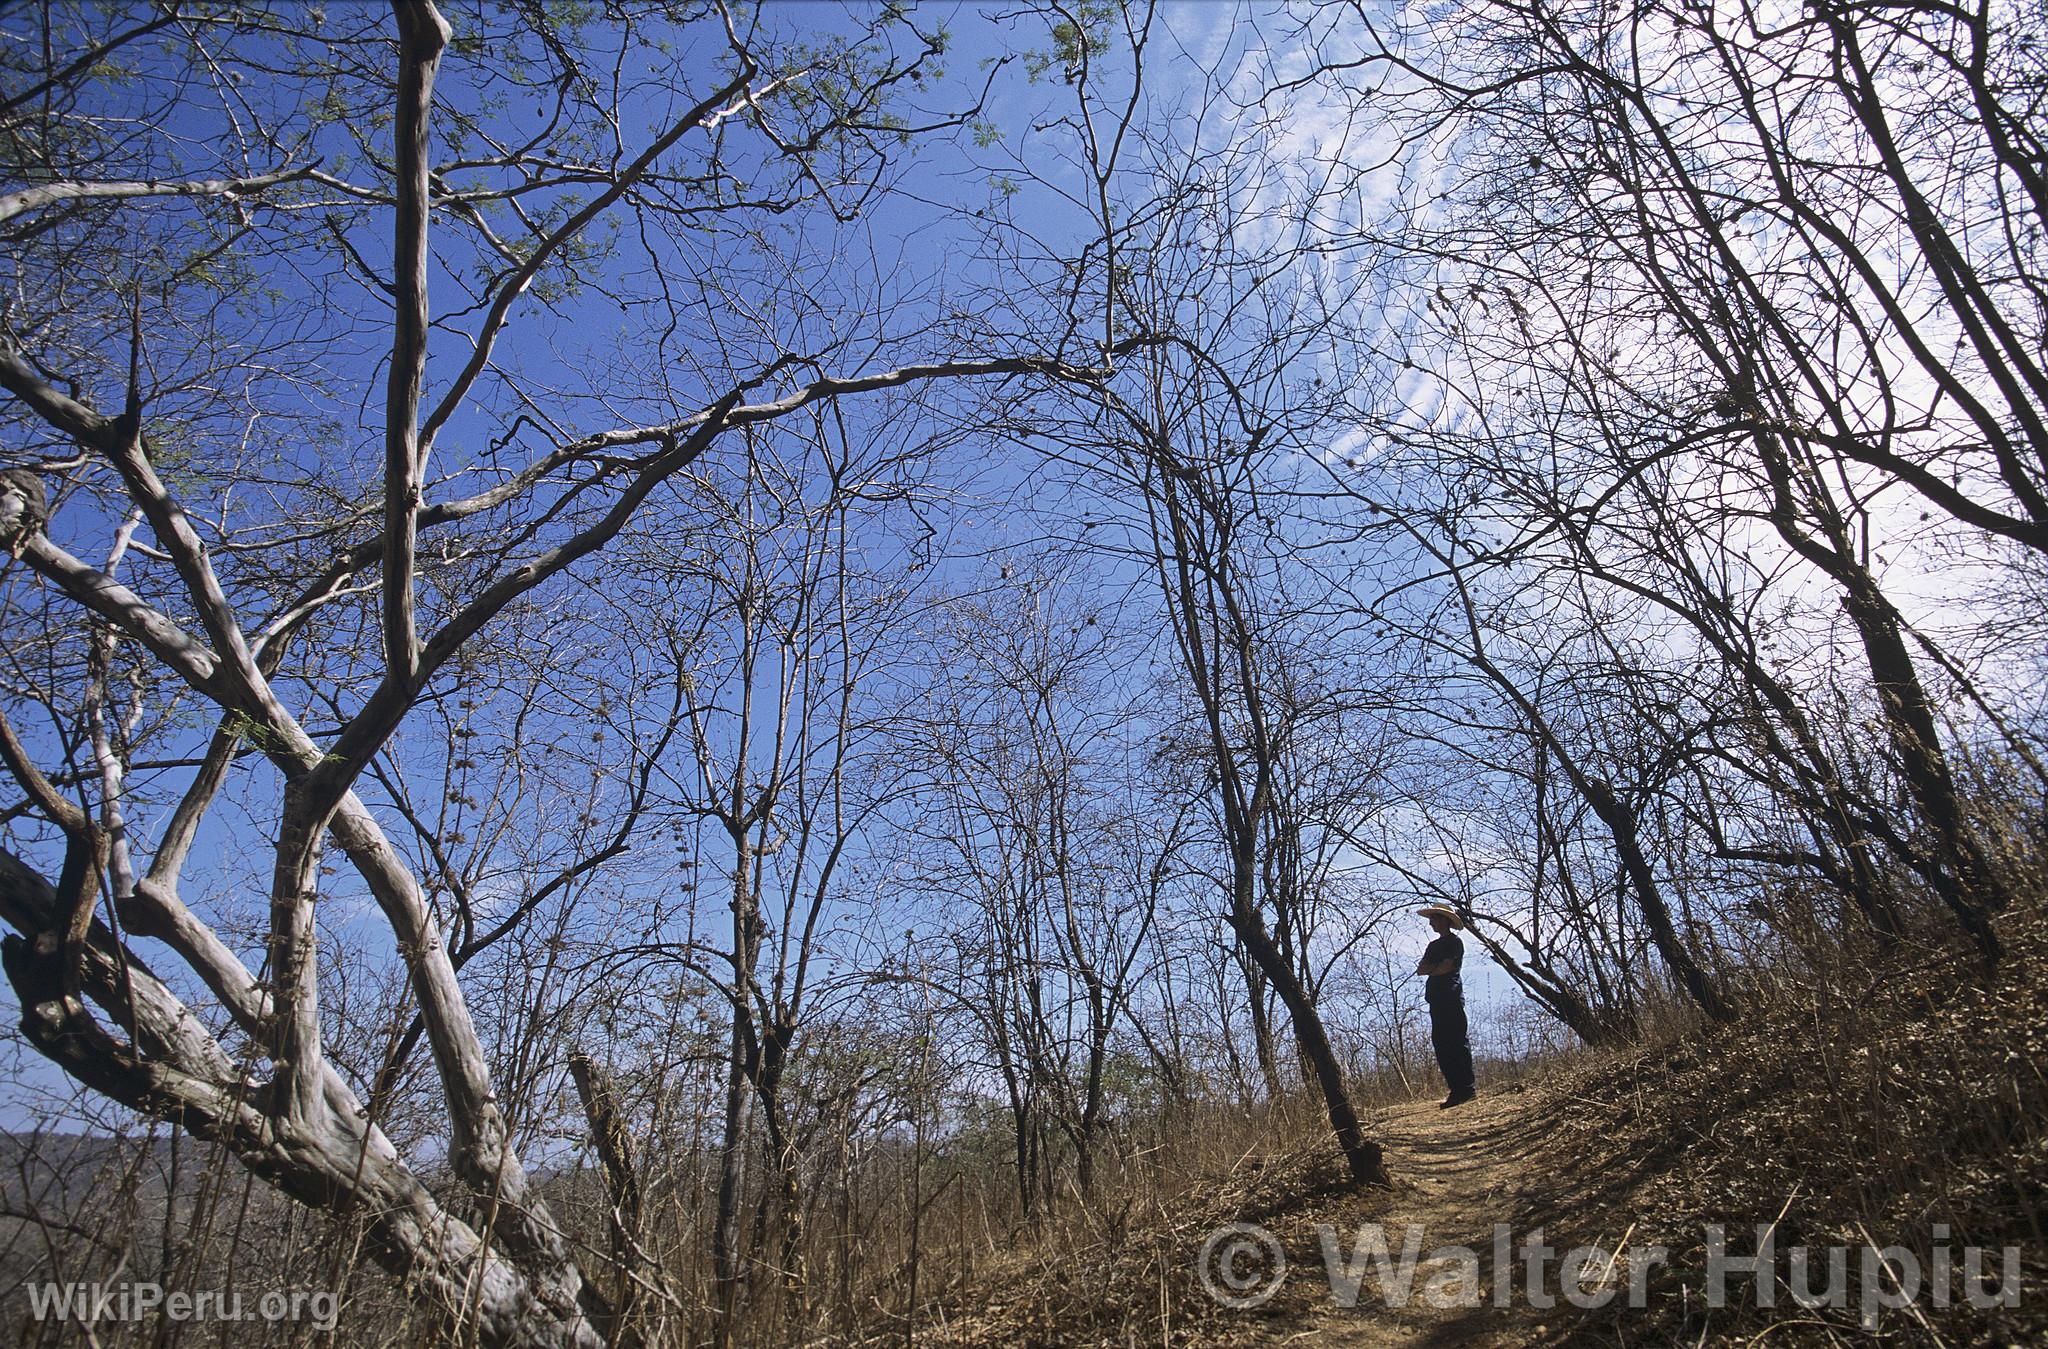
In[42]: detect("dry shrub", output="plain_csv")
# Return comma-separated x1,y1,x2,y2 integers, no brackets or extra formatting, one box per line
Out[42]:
863,1095,1368,1348
1524,894,2048,1346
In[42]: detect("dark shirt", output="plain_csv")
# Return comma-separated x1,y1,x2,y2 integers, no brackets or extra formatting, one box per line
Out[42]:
1423,932,1464,1006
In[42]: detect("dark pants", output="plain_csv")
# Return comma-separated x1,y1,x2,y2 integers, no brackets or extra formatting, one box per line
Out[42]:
1429,995,1475,1094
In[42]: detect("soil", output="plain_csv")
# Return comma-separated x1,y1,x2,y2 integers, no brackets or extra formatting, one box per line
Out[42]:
931,909,2048,1349
1215,1086,1581,1347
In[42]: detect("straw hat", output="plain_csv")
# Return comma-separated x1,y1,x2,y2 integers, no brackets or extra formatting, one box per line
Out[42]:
1417,905,1465,930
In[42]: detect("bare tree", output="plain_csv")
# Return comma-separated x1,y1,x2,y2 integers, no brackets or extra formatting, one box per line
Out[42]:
1299,0,2042,962
0,5,1122,1344
902,561,1171,1209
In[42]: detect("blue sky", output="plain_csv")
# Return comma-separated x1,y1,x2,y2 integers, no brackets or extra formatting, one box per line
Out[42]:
17,0,2012,1137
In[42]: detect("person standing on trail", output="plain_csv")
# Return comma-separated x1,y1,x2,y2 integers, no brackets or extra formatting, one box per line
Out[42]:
1416,906,1477,1108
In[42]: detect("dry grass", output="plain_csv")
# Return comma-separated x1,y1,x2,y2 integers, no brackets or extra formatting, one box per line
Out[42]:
866,899,2048,1348
850,1096,1348,1348
8,904,2039,1347
871,1063,1566,1347
1517,898,2048,1346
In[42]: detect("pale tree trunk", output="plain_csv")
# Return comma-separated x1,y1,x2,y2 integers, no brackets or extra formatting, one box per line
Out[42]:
568,1050,646,1347
0,850,608,1349
0,4,1155,1342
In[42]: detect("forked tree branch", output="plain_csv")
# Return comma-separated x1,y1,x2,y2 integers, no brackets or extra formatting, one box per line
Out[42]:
381,0,452,683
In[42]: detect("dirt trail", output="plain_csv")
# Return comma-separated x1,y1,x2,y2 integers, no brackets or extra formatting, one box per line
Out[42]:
1235,1087,1572,1347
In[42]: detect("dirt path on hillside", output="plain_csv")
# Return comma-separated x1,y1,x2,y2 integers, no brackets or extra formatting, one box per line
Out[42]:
1226,1086,1583,1347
